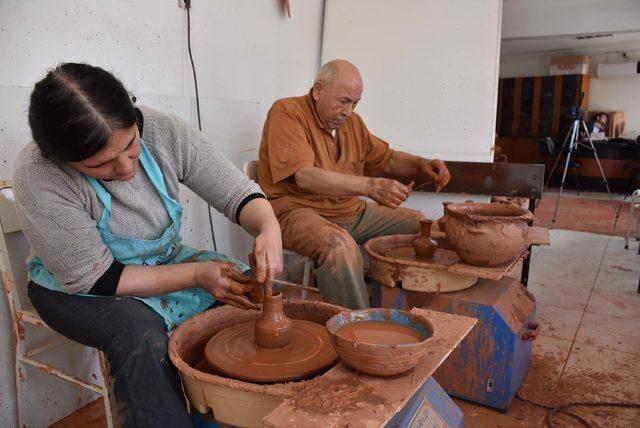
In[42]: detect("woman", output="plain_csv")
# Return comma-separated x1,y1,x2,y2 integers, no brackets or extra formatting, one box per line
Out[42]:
13,63,283,427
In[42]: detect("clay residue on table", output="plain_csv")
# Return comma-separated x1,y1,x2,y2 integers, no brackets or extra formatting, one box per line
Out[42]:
293,376,387,414
263,308,477,428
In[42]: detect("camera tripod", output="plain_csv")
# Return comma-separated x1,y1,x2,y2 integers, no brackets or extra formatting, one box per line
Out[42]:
545,97,619,223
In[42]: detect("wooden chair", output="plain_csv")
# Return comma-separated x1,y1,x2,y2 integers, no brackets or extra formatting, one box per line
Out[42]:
0,181,117,427
242,161,314,298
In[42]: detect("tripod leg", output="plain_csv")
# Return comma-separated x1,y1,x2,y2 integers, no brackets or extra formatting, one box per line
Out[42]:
581,121,619,218
552,121,580,222
574,169,581,196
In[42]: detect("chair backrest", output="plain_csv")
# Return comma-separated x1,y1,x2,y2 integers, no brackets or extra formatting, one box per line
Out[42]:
0,181,33,314
243,160,259,183
544,137,556,155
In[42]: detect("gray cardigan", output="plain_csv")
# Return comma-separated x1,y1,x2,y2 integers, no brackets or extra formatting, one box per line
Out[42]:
14,105,262,294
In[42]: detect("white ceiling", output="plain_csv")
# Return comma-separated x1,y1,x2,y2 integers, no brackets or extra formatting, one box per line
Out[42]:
500,0,640,58
501,31,640,58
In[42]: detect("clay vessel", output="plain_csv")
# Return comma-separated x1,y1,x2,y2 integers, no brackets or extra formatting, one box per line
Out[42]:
326,308,434,377
413,219,437,259
437,201,453,231
443,202,533,267
254,292,293,349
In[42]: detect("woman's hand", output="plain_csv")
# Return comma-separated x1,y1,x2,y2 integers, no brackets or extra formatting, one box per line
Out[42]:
194,261,258,310
237,197,284,283
250,227,284,283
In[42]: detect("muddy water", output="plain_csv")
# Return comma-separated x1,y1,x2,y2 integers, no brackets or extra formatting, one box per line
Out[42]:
337,321,424,345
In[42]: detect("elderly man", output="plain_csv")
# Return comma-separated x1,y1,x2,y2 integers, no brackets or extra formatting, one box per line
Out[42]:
258,59,450,309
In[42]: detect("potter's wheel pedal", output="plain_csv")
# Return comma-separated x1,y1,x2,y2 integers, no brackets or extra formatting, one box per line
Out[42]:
204,319,337,383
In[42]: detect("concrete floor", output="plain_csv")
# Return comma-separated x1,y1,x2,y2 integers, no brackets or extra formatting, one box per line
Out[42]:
544,188,628,201
458,229,640,427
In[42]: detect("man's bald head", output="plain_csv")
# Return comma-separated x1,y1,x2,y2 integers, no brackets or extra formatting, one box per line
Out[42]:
312,60,363,130
315,59,362,88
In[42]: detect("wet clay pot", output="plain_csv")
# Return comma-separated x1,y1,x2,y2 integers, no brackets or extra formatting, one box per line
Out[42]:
254,293,293,349
326,308,434,377
437,201,453,231
443,202,533,267
413,219,437,259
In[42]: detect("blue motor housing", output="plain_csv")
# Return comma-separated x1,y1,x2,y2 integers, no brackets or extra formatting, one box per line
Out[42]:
372,276,537,410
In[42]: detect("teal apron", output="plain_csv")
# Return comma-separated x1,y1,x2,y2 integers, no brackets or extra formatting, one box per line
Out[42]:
29,140,248,330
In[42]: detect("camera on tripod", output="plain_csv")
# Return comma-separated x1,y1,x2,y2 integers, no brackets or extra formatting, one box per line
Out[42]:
545,91,618,222
569,92,585,121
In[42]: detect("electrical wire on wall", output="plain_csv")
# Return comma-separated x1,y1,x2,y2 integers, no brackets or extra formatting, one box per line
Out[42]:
184,0,218,252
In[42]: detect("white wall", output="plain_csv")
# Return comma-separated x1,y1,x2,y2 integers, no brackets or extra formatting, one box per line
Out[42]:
0,0,505,424
500,50,640,136
0,1,324,426
589,51,640,137
321,0,502,217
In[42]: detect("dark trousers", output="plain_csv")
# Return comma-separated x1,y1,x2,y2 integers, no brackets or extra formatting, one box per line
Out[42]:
28,282,193,428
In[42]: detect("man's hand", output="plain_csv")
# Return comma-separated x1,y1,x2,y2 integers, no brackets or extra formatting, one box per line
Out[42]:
420,159,451,192
367,177,413,209
194,261,258,310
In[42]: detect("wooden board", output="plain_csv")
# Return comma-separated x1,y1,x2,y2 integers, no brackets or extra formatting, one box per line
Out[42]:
263,309,477,428
527,226,550,246
446,250,528,281
412,161,545,199
50,398,106,428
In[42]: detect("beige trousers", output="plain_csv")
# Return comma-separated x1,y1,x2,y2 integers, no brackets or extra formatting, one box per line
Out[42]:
278,203,421,309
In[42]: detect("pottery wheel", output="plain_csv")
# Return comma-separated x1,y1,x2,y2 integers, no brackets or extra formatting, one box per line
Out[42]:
204,319,337,383
380,246,460,266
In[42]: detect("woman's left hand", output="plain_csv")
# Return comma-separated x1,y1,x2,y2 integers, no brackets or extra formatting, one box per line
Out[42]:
250,228,283,283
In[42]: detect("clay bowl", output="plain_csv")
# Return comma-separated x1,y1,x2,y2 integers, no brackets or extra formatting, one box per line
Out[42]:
325,308,434,377
442,201,533,267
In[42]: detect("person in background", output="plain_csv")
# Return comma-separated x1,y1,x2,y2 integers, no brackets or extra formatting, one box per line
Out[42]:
587,112,608,141
14,63,283,427
258,59,451,310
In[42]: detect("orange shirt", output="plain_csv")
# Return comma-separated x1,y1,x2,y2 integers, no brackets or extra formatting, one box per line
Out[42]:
258,92,394,224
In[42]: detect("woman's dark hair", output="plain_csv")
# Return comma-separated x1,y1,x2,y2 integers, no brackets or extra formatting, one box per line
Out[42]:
28,63,136,162
594,112,608,121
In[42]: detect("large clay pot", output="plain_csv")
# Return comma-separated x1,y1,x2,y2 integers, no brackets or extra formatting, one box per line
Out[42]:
443,202,533,267
437,201,453,231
